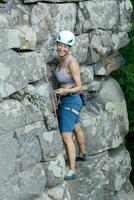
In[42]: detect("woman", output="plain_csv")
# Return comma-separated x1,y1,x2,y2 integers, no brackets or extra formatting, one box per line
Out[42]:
55,30,87,181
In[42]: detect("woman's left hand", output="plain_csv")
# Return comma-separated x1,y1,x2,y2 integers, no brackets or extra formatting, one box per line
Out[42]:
55,88,68,95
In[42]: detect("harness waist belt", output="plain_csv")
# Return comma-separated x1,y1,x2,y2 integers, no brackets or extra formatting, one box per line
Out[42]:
64,107,79,115
63,93,79,97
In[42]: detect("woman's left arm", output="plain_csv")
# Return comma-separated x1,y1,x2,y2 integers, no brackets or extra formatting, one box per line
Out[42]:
67,59,82,93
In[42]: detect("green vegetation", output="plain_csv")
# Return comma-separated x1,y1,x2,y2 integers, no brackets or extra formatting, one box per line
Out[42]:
112,0,134,186
112,5,134,132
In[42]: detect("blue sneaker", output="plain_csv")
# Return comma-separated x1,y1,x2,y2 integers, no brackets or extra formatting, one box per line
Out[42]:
64,170,76,181
76,154,87,161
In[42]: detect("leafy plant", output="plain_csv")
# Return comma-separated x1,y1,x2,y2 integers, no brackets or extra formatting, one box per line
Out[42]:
112,5,134,132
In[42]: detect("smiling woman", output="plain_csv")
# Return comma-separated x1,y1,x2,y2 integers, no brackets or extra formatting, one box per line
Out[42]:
54,30,87,181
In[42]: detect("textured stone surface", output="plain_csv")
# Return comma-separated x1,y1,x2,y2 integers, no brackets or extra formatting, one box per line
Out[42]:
18,163,46,195
42,153,65,187
72,34,90,64
46,182,71,200
0,0,133,199
0,132,17,183
0,26,36,52
0,50,47,98
15,121,43,171
34,192,52,200
0,50,27,98
38,130,63,161
80,77,129,155
68,149,131,200
80,65,94,84
20,52,46,82
0,6,30,28
78,1,119,31
0,99,26,135
119,0,133,31
24,0,83,3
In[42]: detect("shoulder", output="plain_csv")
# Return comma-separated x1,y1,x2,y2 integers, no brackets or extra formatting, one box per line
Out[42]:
68,56,79,66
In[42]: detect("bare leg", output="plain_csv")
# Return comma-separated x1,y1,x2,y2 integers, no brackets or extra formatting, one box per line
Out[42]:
61,132,76,172
74,123,86,156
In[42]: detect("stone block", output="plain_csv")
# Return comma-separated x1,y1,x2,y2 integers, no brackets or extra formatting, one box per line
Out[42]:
80,77,129,155
18,163,46,195
0,100,26,135
0,6,30,28
78,1,119,31
34,192,52,200
119,0,133,31
42,153,65,187
0,132,17,184
68,149,132,200
0,50,27,98
90,30,113,56
25,79,53,112
15,121,44,172
99,53,126,75
20,52,46,82
22,97,44,125
31,2,77,60
0,50,46,98
0,177,19,200
82,77,103,92
112,32,129,51
80,65,94,84
46,182,71,200
72,33,89,64
0,26,36,52
93,63,107,76
24,0,82,3
38,130,63,161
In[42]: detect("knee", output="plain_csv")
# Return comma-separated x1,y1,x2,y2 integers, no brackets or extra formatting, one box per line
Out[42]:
75,127,82,134
61,134,72,145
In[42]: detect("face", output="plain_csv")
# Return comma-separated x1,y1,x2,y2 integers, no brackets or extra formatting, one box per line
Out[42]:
57,42,70,57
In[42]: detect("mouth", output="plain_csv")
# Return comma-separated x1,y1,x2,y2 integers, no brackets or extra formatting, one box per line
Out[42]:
58,51,66,54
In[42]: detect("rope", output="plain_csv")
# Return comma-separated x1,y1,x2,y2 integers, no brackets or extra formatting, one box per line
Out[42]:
43,67,60,119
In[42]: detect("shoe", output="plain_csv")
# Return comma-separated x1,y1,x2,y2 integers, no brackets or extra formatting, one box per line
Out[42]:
76,154,87,161
64,170,76,181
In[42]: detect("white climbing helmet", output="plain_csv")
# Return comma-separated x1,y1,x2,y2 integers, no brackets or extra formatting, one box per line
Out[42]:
56,31,75,47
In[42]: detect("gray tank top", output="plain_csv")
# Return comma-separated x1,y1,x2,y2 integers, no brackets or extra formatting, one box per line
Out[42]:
55,55,75,86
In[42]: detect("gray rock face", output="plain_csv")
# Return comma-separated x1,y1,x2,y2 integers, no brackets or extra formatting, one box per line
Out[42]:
0,50,27,98
0,99,26,135
0,0,133,199
68,149,131,200
18,163,46,195
0,6,30,28
0,132,17,183
38,130,63,161
80,77,129,155
78,1,119,31
0,26,36,52
24,0,83,3
42,153,65,187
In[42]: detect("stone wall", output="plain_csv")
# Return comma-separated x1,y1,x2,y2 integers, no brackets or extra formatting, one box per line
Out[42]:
0,0,133,199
